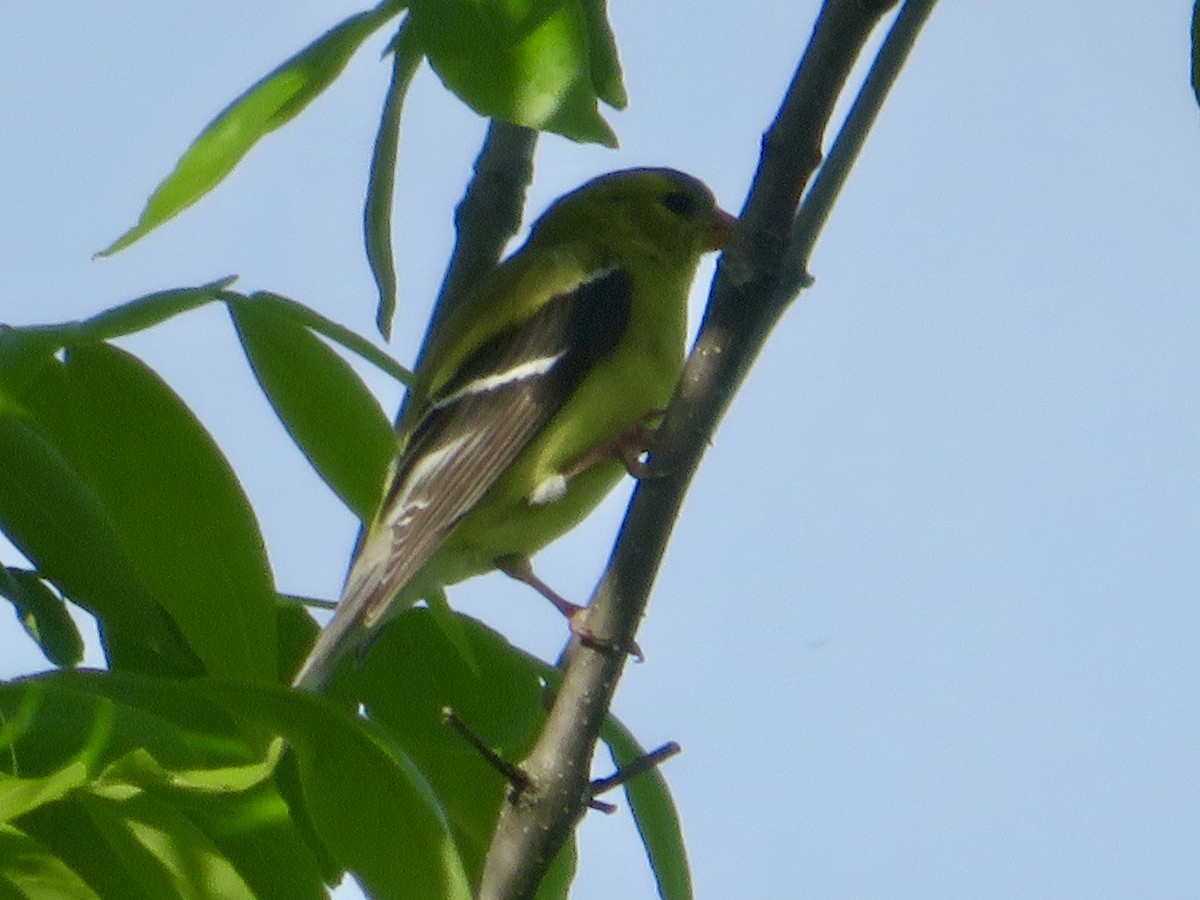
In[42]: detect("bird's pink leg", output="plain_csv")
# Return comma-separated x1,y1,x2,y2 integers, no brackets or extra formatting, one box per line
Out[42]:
496,554,643,659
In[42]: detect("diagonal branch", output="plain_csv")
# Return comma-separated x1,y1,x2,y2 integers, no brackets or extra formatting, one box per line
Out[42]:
477,1,946,896
787,0,940,287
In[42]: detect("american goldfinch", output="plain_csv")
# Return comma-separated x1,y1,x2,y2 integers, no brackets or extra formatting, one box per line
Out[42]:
293,168,734,691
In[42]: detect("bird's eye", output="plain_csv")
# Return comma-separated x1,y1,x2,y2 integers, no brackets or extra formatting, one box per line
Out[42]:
661,191,697,217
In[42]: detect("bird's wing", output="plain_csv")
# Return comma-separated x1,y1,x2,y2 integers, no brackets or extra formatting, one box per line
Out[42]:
292,267,633,689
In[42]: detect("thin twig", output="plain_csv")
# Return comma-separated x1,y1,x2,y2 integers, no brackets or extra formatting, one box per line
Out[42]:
786,0,940,292
281,593,337,611
443,707,531,791
589,741,681,800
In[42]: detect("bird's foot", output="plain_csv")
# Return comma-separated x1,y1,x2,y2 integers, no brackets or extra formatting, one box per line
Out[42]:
496,554,643,659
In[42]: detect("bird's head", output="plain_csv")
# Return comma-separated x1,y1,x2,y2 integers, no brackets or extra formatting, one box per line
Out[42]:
529,168,736,265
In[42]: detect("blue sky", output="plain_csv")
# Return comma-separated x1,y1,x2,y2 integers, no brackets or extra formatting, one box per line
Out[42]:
3,2,1199,897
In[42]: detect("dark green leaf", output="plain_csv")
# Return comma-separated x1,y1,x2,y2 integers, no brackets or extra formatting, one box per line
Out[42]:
21,344,277,681
0,330,58,411
0,569,84,668
98,3,403,255
77,789,257,898
229,297,396,522
367,26,424,340
71,279,237,343
0,408,201,677
0,673,268,784
273,746,342,885
158,778,326,900
354,609,557,883
581,0,626,109
0,762,91,824
16,797,140,899
2,280,234,361
0,281,235,408
424,587,481,676
0,825,98,900
247,291,412,385
600,718,691,900
2,673,321,897
533,843,575,900
273,597,321,687
408,0,623,146
199,680,474,899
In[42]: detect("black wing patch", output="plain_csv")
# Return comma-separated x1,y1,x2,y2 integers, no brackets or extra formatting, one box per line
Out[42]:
364,267,632,617
383,267,632,514
294,268,633,688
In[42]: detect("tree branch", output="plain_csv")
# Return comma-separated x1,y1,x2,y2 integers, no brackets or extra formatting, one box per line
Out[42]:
477,1,939,896
404,121,537,392
787,0,940,289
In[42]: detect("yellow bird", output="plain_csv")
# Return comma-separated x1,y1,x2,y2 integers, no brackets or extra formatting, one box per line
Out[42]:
294,168,734,691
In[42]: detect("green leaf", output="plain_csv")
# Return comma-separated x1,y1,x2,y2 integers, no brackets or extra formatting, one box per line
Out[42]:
581,0,626,109
0,825,99,900
0,280,235,411
0,332,58,414
199,681,474,900
273,597,322,687
98,3,403,255
533,842,575,900
354,609,556,883
2,280,235,359
2,673,324,898
0,409,202,677
69,279,237,344
367,25,424,340
0,569,84,669
0,674,268,786
21,344,278,681
247,291,412,385
600,718,691,900
272,746,341,886
424,588,481,677
356,612,584,897
16,796,140,899
157,777,326,900
78,787,257,899
0,764,91,824
408,0,624,146
96,743,282,797
229,297,396,522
